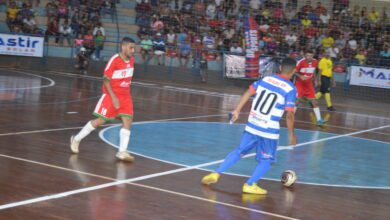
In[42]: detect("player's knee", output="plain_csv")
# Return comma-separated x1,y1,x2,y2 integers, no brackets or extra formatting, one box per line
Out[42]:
91,118,106,127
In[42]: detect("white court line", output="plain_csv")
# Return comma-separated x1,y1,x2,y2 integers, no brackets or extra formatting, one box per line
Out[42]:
0,123,388,211
0,114,226,137
6,68,389,121
0,70,55,91
100,121,390,189
0,155,299,220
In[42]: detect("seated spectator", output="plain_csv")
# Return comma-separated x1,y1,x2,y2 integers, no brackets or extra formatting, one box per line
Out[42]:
315,2,326,16
58,2,69,20
135,0,152,22
75,47,89,74
22,14,37,33
6,1,19,32
150,15,164,35
46,0,58,18
321,35,334,49
230,41,243,55
368,7,380,24
153,33,166,65
166,30,177,47
301,0,313,14
93,30,105,60
354,49,366,65
348,38,358,51
202,31,216,50
140,35,154,63
379,46,390,66
320,10,330,25
301,15,312,28
285,32,298,47
101,0,114,20
178,37,192,67
59,20,72,46
340,43,355,63
206,2,216,18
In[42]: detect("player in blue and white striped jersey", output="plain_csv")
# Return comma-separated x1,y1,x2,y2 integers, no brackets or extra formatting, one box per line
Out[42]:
202,58,297,195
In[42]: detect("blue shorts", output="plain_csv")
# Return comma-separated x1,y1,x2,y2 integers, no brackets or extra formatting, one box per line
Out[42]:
235,131,278,161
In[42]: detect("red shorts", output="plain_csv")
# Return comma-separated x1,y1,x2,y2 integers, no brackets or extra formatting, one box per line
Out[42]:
93,93,133,121
295,80,316,99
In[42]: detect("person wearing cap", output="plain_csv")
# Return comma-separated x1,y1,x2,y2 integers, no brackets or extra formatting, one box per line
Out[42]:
316,51,336,111
75,47,90,74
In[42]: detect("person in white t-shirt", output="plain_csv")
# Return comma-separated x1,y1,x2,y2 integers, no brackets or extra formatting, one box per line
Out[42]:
230,41,243,54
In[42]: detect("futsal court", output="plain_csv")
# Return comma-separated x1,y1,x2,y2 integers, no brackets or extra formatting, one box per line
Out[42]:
0,68,389,220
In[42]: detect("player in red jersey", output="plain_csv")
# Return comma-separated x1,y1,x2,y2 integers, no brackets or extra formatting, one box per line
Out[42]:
70,37,136,162
295,50,326,126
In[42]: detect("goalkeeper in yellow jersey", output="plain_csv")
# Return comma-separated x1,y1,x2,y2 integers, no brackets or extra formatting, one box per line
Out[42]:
316,51,336,111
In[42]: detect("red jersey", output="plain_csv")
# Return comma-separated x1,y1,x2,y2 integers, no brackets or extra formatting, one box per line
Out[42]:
296,58,318,83
103,54,134,96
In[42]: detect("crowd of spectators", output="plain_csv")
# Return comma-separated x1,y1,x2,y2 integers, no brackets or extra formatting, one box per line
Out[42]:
5,0,116,60
135,0,389,67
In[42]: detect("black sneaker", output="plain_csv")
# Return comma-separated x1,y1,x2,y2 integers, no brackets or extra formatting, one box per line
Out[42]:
327,106,336,111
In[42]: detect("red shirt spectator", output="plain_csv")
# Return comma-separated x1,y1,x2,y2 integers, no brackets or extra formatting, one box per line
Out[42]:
304,27,318,39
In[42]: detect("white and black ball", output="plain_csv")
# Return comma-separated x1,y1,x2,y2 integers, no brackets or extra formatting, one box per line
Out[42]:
281,170,297,187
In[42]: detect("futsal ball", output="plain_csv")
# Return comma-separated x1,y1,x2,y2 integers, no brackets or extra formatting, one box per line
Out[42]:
281,170,297,187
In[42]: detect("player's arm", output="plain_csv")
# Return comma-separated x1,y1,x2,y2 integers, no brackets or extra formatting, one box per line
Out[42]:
285,90,297,145
231,88,255,123
286,110,297,146
103,78,120,109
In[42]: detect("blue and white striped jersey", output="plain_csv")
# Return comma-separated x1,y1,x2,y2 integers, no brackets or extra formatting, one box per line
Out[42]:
245,74,297,140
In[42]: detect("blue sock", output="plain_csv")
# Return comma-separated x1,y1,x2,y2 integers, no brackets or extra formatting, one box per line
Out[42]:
246,159,271,185
216,149,241,174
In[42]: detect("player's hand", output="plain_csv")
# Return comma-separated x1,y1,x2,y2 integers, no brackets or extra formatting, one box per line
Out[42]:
230,110,240,123
289,134,297,146
112,96,120,109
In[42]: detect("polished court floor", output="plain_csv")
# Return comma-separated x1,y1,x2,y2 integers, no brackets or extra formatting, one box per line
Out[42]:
0,68,389,220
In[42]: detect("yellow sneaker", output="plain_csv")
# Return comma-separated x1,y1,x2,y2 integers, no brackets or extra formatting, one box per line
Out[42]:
201,172,220,185
242,183,267,195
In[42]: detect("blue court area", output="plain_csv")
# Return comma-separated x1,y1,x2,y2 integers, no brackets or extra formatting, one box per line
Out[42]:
100,121,390,188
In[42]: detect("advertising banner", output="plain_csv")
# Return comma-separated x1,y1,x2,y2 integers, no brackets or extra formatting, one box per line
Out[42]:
0,33,44,57
349,66,390,89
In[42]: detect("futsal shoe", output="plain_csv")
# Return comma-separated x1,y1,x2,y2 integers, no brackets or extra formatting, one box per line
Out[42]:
201,172,220,185
116,151,135,162
70,136,80,154
242,183,267,195
317,119,327,126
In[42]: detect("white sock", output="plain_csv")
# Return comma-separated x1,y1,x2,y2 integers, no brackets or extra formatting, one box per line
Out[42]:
294,107,297,114
74,121,95,142
313,107,322,121
119,128,131,152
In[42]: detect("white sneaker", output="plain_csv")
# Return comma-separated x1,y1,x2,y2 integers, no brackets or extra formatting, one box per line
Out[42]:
116,151,135,162
70,135,80,154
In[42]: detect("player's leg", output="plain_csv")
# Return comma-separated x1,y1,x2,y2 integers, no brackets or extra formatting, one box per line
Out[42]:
115,96,135,162
71,94,113,153
307,83,326,125
243,137,277,195
323,76,336,111
70,117,106,154
202,131,256,185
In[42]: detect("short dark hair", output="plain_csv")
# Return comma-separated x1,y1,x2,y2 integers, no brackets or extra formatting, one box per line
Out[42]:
281,57,297,72
305,49,315,54
121,37,135,47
